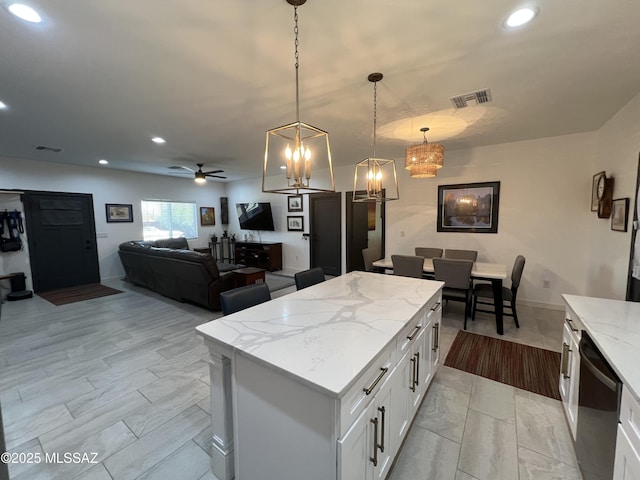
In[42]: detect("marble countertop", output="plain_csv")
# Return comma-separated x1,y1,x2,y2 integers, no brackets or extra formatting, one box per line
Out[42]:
196,271,443,397
562,294,640,400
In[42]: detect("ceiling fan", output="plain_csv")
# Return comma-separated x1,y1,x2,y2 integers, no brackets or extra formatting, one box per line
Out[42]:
169,163,226,183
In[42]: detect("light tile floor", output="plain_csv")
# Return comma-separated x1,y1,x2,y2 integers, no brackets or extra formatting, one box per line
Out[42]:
0,279,582,480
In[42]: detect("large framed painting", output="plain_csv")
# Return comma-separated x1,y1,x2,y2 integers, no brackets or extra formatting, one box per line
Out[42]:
437,181,500,233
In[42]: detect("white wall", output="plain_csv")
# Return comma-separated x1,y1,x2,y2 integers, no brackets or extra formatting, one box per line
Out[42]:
588,91,640,298
1,157,227,282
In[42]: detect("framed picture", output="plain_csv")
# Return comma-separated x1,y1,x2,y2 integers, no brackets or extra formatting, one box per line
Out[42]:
611,198,629,232
437,181,500,233
592,171,605,211
288,195,303,212
287,215,304,231
105,204,133,223
200,207,215,226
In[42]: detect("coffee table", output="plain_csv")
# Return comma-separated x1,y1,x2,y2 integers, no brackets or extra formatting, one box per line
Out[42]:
232,267,266,287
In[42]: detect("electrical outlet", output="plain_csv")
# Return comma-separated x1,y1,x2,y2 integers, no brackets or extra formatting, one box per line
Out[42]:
542,280,550,288
400,231,405,238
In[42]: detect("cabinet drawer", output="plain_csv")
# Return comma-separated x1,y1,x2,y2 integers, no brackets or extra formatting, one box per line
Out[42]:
620,386,640,456
397,309,425,360
339,346,396,436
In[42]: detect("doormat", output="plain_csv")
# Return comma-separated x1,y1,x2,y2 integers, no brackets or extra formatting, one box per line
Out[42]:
444,331,561,400
38,283,123,306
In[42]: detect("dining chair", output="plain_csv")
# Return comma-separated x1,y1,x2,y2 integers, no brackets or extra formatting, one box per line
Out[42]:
391,255,424,278
444,249,478,262
294,267,326,290
472,255,526,328
220,282,272,316
414,247,443,259
433,258,474,328
362,247,381,272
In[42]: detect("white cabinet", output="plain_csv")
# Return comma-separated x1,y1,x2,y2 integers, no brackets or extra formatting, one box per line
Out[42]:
559,306,581,440
614,387,640,479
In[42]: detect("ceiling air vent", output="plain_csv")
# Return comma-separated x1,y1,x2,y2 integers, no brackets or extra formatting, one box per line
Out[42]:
35,145,63,153
449,88,492,109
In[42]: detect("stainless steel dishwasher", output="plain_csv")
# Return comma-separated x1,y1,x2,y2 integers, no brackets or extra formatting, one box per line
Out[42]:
574,331,623,480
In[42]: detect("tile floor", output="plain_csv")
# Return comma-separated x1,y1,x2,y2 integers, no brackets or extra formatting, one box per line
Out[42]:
0,278,582,479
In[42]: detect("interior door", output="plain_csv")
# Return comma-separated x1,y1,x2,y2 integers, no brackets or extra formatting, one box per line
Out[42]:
23,191,100,292
627,155,640,302
309,192,341,276
346,191,386,272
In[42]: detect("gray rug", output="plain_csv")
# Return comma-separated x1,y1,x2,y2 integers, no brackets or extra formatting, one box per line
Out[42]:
265,273,295,292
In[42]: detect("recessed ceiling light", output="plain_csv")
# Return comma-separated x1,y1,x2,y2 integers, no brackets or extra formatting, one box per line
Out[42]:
505,7,538,28
98,159,109,165
7,3,42,23
0,101,7,110
151,136,166,144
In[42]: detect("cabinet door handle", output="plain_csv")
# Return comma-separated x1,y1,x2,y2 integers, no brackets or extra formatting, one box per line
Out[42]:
409,357,416,392
561,342,571,379
430,301,441,312
378,406,386,453
432,322,439,352
369,417,378,467
565,318,579,333
407,325,422,341
414,352,420,387
363,367,389,396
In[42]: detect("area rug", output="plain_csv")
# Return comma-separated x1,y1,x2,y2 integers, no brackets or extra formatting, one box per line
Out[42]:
38,283,123,306
265,273,296,292
444,330,561,400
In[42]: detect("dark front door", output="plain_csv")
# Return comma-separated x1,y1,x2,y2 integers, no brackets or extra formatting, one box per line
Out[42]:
23,191,100,292
309,192,341,276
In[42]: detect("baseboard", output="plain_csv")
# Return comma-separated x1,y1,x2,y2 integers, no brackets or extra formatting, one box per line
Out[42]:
518,299,565,311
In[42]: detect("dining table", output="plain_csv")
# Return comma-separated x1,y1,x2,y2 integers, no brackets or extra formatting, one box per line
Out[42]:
372,257,508,335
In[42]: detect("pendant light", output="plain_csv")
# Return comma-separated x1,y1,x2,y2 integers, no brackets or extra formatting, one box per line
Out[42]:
405,127,444,178
353,73,399,202
262,0,335,195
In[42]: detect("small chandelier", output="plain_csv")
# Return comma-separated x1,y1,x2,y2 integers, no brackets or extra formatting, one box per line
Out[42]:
353,73,399,202
405,127,444,178
262,0,335,195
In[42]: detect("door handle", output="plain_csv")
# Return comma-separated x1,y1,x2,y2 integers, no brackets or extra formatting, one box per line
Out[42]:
369,417,378,467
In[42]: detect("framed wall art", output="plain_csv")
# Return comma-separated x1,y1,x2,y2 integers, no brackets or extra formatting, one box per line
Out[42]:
288,195,303,212
611,198,629,232
200,207,215,226
437,181,500,233
591,171,605,212
287,216,304,231
105,204,133,223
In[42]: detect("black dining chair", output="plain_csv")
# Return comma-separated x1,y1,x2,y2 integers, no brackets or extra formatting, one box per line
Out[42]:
362,247,381,272
472,255,526,328
294,267,326,290
391,255,424,278
444,249,478,262
220,282,271,316
414,247,443,259
433,258,474,328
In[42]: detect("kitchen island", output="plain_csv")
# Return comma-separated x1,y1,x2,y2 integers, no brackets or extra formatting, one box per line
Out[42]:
196,271,444,480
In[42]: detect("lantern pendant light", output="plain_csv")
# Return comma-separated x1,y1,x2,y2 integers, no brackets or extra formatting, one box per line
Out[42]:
262,0,335,195
353,73,399,202
405,127,444,178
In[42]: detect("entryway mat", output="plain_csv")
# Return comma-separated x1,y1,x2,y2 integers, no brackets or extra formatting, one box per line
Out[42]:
38,283,123,306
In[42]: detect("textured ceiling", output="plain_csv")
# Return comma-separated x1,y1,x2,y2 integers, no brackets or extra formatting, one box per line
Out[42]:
1,0,639,182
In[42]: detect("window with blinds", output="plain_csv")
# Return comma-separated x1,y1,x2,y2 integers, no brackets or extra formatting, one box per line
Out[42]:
141,200,198,241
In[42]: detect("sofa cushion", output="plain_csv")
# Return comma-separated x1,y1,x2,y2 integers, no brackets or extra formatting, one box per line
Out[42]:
154,237,189,249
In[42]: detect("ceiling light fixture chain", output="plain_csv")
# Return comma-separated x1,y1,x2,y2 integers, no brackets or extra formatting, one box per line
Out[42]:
293,4,300,123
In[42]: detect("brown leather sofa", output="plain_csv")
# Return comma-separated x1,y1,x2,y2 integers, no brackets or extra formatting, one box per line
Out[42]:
118,238,236,310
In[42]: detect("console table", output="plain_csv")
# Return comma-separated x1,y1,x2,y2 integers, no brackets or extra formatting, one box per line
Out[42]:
234,241,282,272
196,272,443,480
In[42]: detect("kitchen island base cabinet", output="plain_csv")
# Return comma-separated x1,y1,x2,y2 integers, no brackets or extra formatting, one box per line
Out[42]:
559,307,582,440
196,272,444,480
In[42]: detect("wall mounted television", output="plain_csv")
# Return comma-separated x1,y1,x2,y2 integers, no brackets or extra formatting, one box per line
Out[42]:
236,202,275,231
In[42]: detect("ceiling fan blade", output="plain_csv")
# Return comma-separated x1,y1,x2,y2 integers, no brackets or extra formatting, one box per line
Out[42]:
203,169,224,175
205,174,227,179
